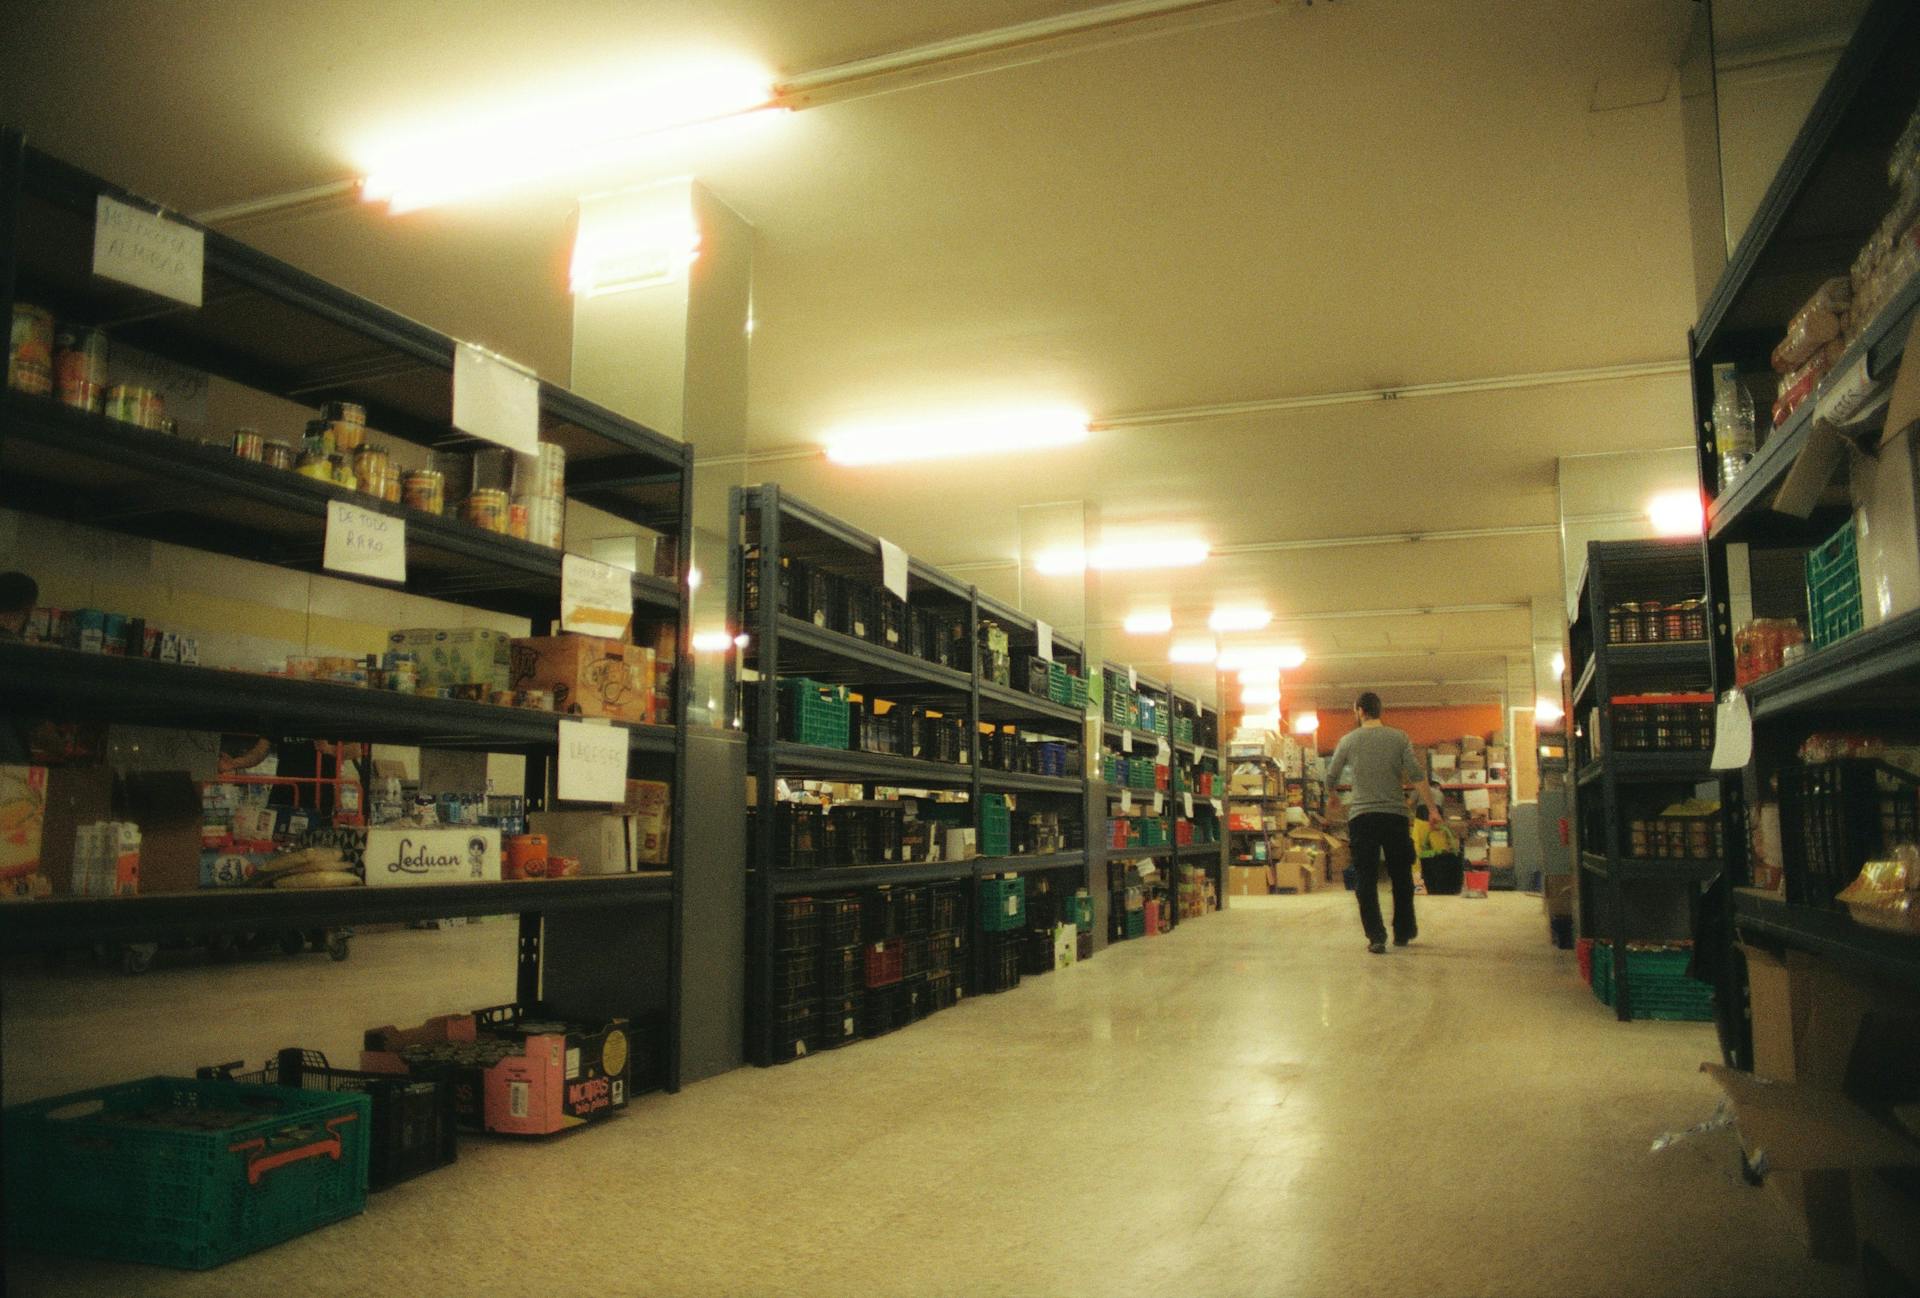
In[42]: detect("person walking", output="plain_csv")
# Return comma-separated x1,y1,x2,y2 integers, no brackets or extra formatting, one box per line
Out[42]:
1323,691,1444,954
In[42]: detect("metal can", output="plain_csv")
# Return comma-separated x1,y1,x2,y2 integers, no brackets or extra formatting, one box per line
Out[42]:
7,303,54,396
402,469,445,514
231,427,264,462
465,487,509,533
508,502,529,540
352,444,390,494
261,440,295,471
54,325,109,412
321,400,365,428
104,384,164,430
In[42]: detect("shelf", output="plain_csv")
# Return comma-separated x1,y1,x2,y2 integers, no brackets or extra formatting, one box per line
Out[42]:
766,741,976,788
754,485,973,603
764,860,976,896
1733,888,1920,994
1109,845,1177,858
0,392,681,618
979,769,1086,795
1438,782,1508,791
1744,606,1920,720
1576,752,1714,786
0,873,672,950
1580,852,1723,883
1571,653,1598,709
1103,723,1170,749
771,615,973,699
977,850,1088,877
976,680,1086,726
1176,844,1224,863
0,642,675,753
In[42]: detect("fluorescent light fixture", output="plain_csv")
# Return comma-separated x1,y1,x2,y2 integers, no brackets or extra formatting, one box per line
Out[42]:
1035,537,1209,576
1551,650,1566,679
691,630,734,653
826,407,1088,468
1208,606,1272,633
1241,711,1280,731
1276,645,1307,670
1217,645,1307,672
1292,711,1320,734
1647,489,1704,537
360,60,780,213
1535,696,1565,724
1169,638,1217,664
1123,610,1174,635
1240,684,1281,706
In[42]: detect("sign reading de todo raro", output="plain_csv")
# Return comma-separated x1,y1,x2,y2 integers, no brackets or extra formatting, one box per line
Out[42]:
364,827,501,886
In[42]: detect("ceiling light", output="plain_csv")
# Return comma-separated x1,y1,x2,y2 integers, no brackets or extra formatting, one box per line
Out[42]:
1239,669,1281,690
1169,638,1217,664
1123,611,1174,635
826,407,1088,468
1218,645,1307,672
1535,696,1565,724
691,630,735,653
1276,646,1307,669
1292,711,1320,734
1647,489,1705,537
733,633,751,648
1036,537,1209,576
1241,684,1281,706
1209,606,1272,633
1241,711,1280,731
360,60,780,213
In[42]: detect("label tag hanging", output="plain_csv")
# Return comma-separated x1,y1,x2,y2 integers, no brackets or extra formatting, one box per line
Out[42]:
453,341,540,454
94,195,203,306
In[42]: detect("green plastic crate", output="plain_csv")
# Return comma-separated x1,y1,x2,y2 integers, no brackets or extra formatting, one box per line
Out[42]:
1805,517,1862,650
4,1076,371,1270
1064,890,1093,932
1590,944,1711,1021
1069,675,1090,709
1046,661,1072,705
1175,717,1195,744
979,876,1026,932
1101,753,1123,784
980,793,1012,858
1130,762,1156,791
1123,909,1146,938
780,677,851,749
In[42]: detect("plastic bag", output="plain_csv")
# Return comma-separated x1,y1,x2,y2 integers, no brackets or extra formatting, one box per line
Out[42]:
1770,339,1843,428
1890,104,1920,191
1834,846,1920,933
1771,277,1850,373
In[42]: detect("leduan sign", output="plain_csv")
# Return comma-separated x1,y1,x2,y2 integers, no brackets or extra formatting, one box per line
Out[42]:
93,195,203,307
324,500,407,583
364,827,501,886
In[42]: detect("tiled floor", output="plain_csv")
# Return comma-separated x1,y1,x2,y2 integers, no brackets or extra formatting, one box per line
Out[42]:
3,892,1856,1297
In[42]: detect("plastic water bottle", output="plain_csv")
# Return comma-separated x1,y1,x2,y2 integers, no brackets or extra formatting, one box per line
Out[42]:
1712,363,1755,491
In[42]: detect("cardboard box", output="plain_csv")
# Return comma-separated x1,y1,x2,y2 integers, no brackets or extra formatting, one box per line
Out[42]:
529,811,629,875
362,1002,631,1136
0,765,47,892
1487,844,1514,868
1430,742,1460,758
389,627,512,691
36,765,113,896
1852,422,1920,629
1463,787,1491,813
510,635,654,723
620,779,671,866
1461,734,1486,752
1054,923,1076,969
1428,752,1457,775
1227,865,1271,897
1487,746,1508,766
364,827,500,886
119,771,201,894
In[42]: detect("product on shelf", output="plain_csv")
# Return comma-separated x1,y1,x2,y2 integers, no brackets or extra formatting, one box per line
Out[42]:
1834,846,1920,933
1771,277,1850,374
1732,617,1806,685
1711,362,1755,490
53,324,108,412
390,626,513,693
1608,694,1714,753
1627,800,1723,861
0,764,49,900
1772,337,1845,429
7,302,54,396
1605,596,1706,645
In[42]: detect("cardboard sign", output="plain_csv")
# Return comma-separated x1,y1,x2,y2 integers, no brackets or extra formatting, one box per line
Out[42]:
1211,799,1224,816
323,500,406,583
1128,666,1137,690
557,719,628,803
94,195,203,306
561,553,634,638
1036,619,1053,662
453,341,540,455
879,538,909,601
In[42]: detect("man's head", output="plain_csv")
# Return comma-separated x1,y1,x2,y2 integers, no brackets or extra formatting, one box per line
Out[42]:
1354,691,1383,722
0,571,37,637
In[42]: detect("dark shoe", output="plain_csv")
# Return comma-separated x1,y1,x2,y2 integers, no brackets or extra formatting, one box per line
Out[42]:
1368,940,1386,954
1394,927,1418,947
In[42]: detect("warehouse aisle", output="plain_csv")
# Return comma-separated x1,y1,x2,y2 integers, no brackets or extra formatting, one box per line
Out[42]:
5,896,1853,1298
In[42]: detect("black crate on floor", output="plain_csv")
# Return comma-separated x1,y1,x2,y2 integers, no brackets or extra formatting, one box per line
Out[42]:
980,931,1023,994
817,895,862,947
1781,758,1920,908
861,984,907,1038
862,887,910,941
925,970,957,1013
821,943,864,998
816,994,862,1049
772,946,819,1000
774,896,821,951
1020,928,1056,975
772,998,817,1062
905,975,933,1021
1076,930,1094,961
932,886,964,931
1025,888,1059,934
928,928,963,976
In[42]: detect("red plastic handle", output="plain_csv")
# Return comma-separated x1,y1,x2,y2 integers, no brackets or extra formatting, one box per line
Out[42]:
228,1112,360,1185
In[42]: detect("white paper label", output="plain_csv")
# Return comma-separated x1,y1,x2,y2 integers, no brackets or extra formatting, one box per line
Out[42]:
1709,691,1753,771
561,553,634,637
323,500,406,583
1184,793,1194,819
1153,792,1164,815
879,538,909,602
453,341,540,455
557,719,629,803
1036,620,1053,662
1128,666,1137,690
1211,799,1223,816
1157,737,1171,761
93,195,203,306
1122,730,1133,753
565,1046,582,1079
1120,790,1133,813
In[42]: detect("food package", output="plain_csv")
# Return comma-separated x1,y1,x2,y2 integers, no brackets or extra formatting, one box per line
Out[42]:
1835,846,1920,934
1890,104,1920,192
1771,278,1850,373
0,765,48,894
1771,339,1844,429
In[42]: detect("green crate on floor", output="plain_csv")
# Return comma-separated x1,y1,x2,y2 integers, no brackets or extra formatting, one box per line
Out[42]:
1805,517,1862,650
978,876,1026,932
1064,890,1093,932
1590,943,1711,1021
980,793,1012,857
779,677,851,748
1123,909,1146,938
4,1076,371,1270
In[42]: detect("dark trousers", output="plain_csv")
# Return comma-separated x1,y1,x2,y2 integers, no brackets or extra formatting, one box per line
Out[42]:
1348,812,1417,944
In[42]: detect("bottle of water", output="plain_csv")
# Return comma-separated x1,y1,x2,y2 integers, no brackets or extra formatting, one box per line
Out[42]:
1712,363,1755,492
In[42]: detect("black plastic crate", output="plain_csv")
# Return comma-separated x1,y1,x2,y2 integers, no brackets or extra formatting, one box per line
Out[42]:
925,970,958,1013
861,984,907,1038
1020,928,1057,975
821,943,864,998
906,975,933,1021
1781,758,1920,908
862,887,910,941
900,932,930,979
817,895,862,947
1025,889,1059,934
774,897,821,951
1014,655,1052,698
841,580,876,642
805,569,845,633
874,591,907,651
749,802,827,869
928,928,963,976
771,946,819,1000
900,886,931,933
931,886,964,931
979,930,1023,993
852,702,901,755
816,994,862,1049
772,999,817,1062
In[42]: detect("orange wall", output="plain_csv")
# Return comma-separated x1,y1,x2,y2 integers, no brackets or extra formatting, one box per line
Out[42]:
1308,704,1504,756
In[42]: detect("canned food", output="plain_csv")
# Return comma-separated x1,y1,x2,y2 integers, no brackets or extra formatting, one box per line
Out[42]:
321,400,365,427
508,502,529,540
8,303,54,396
402,469,444,514
231,428,264,462
104,384,164,430
296,452,333,481
465,487,509,534
505,834,549,881
352,443,389,482
261,440,295,471
54,325,109,412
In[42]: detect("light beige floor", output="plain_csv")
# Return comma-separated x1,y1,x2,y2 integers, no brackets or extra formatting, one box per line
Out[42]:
3,893,1856,1298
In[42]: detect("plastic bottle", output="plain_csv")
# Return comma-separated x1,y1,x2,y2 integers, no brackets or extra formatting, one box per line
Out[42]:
1712,363,1756,491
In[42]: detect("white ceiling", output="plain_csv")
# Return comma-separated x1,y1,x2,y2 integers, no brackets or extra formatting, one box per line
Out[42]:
0,0,1851,707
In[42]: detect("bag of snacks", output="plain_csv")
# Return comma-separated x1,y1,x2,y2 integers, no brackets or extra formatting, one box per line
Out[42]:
1771,277,1850,373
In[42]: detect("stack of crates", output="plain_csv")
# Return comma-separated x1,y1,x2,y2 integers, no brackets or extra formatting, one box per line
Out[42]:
979,621,1011,686
1103,669,1134,727
1046,661,1072,706
928,883,966,1007
778,678,851,749
977,874,1026,993
1066,887,1095,961
770,897,822,1062
1175,715,1195,745
814,896,863,1050
1069,672,1090,711
1021,886,1060,974
980,793,1012,857
1589,942,1712,1021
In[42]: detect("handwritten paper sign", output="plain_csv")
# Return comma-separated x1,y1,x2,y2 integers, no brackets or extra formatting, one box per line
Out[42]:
323,500,406,583
1121,729,1133,754
94,195,203,306
557,719,628,803
1710,691,1753,770
879,538,909,602
562,553,634,637
1120,790,1133,814
1036,619,1053,662
1211,799,1223,816
1184,793,1194,819
453,342,540,455
1153,791,1164,815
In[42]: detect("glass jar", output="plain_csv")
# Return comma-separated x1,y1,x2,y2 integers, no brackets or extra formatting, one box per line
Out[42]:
1681,598,1707,641
1608,605,1629,644
1664,602,1689,642
1618,602,1644,644
1642,600,1666,643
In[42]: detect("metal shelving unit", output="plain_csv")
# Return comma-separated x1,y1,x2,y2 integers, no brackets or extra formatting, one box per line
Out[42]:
0,134,695,1087
732,485,1095,1066
1690,0,1920,1073
1567,539,1719,1021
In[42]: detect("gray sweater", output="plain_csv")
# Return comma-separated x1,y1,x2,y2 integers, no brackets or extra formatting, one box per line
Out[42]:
1325,724,1423,819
